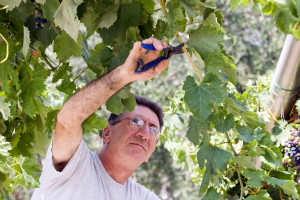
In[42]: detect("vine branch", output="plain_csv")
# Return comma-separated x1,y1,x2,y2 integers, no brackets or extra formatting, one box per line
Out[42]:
73,66,89,83
225,132,244,199
158,0,203,82
41,52,55,71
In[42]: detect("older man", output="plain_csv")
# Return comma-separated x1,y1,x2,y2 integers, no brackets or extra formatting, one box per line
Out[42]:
31,38,169,200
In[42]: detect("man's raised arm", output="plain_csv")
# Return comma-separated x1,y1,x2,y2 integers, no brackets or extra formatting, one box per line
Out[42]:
52,38,169,171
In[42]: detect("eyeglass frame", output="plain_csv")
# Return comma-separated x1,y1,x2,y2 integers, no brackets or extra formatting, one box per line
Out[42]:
109,116,161,140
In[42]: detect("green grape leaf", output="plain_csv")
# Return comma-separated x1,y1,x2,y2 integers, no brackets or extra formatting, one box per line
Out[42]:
0,0,22,12
52,62,72,83
154,19,175,39
189,22,237,84
236,125,255,143
261,1,274,15
83,113,108,135
197,144,232,193
96,4,119,29
45,109,59,133
214,113,234,133
293,28,300,40
35,0,46,4
265,176,287,186
269,170,292,180
186,116,209,146
0,96,11,120
140,0,155,13
241,111,264,129
0,62,19,93
275,11,296,34
242,169,265,188
296,0,300,16
37,22,57,48
106,94,124,115
36,0,46,4
244,140,259,157
117,86,131,99
272,120,292,146
53,0,83,41
236,156,261,170
34,115,51,156
18,156,42,188
181,0,201,17
280,180,299,199
201,187,221,200
32,64,51,96
245,190,271,200
80,7,100,37
240,0,250,7
88,43,113,68
183,74,225,119
122,94,136,112
110,44,130,70
20,81,39,118
166,0,187,32
0,171,6,194
22,26,30,56
230,0,241,11
0,136,12,163
53,31,83,61
41,0,60,20
98,3,143,45
56,76,76,95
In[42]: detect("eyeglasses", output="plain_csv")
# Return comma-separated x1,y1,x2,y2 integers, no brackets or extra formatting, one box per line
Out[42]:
110,116,161,140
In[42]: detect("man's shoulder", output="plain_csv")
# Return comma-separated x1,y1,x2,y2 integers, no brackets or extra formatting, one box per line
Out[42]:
127,179,160,200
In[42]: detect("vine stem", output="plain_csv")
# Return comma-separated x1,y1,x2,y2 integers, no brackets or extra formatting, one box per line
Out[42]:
0,33,9,64
158,0,203,82
176,34,203,82
225,132,244,200
73,66,89,83
41,53,55,71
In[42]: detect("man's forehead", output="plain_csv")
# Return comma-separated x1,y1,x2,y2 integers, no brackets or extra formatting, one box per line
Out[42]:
125,105,159,125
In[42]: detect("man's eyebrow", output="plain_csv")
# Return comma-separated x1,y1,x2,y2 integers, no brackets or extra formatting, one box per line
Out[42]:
132,114,159,127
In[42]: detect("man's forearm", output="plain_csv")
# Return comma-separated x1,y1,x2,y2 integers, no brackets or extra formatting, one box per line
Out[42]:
57,65,132,128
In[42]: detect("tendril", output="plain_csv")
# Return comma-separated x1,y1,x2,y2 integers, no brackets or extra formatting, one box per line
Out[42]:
0,33,9,64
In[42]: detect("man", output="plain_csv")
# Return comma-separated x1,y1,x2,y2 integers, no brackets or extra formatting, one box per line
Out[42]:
31,38,170,200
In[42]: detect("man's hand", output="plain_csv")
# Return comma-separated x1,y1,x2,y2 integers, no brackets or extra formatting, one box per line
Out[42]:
121,37,170,82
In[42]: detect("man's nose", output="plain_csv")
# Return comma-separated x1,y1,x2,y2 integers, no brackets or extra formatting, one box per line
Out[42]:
136,125,150,140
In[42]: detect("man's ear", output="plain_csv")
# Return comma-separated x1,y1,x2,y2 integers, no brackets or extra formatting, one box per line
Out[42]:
102,125,112,144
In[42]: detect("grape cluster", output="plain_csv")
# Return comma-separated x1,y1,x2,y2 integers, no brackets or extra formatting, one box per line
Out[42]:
30,0,47,29
282,127,300,184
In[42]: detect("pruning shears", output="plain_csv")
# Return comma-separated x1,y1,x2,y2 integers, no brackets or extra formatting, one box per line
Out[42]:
135,42,188,73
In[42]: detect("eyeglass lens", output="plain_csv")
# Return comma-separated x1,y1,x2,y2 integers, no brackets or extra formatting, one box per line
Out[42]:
130,117,159,138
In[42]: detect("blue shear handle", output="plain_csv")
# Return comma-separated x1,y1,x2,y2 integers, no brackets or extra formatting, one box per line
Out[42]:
135,57,166,73
135,43,166,73
141,43,157,51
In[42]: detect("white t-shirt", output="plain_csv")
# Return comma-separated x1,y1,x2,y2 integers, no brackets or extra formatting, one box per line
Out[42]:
31,140,160,200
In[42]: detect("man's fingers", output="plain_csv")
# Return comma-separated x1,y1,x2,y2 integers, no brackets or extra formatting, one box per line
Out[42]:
153,59,169,74
128,41,142,60
142,37,167,51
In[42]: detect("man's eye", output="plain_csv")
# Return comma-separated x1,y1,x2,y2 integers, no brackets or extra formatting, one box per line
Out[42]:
132,117,144,125
150,126,158,133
